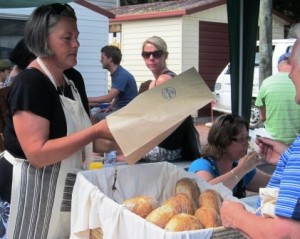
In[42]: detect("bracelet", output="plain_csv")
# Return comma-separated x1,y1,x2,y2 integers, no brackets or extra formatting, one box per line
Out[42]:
230,170,239,182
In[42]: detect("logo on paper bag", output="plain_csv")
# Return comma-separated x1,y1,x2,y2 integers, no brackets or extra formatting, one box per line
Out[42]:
162,87,176,100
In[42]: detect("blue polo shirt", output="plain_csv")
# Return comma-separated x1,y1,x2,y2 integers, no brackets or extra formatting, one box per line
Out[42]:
111,65,137,108
256,136,300,220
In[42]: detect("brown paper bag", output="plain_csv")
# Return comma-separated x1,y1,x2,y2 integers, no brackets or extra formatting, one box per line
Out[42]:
106,67,214,164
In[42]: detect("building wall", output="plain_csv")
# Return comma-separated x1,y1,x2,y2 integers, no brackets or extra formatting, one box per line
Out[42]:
0,3,109,97
272,15,288,39
70,3,109,97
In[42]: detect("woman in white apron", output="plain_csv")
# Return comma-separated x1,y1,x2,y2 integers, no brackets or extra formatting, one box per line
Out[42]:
0,3,115,239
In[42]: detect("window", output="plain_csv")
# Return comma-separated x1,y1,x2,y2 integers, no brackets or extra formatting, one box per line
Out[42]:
0,18,26,59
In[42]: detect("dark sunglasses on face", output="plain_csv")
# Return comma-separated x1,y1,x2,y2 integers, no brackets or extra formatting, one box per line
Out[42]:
141,50,164,59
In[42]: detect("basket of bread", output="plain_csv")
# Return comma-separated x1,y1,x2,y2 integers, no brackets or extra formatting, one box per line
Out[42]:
70,162,251,239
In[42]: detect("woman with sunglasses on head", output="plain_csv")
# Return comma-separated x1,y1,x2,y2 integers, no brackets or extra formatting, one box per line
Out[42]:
140,36,201,163
188,114,271,198
0,3,115,239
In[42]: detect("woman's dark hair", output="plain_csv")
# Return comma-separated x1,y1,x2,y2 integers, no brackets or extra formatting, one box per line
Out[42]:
203,114,249,159
9,38,35,70
24,3,76,57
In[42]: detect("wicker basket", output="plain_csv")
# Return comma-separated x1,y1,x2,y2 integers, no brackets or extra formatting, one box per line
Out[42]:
90,228,103,239
89,226,245,239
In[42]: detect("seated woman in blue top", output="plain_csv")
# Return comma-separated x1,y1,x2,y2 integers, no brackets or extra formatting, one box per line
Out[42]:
188,114,271,198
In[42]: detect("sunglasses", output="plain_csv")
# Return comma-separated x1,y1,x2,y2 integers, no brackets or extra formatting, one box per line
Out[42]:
141,50,164,59
49,3,76,18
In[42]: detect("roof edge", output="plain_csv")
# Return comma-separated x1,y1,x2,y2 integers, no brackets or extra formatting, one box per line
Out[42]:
185,0,226,15
272,9,295,24
74,0,115,18
110,9,186,22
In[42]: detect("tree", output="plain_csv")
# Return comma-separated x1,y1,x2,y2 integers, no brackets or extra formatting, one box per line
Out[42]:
259,0,273,86
273,0,300,22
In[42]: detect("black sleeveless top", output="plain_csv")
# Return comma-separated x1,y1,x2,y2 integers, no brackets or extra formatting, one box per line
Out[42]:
156,70,201,161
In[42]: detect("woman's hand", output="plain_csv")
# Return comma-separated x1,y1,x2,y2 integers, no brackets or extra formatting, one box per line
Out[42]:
237,151,260,173
94,119,114,140
256,137,288,165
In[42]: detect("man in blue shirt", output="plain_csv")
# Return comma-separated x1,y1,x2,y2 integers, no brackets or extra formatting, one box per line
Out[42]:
89,45,138,121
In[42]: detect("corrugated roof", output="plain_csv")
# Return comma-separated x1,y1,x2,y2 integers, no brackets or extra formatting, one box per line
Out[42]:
107,0,226,20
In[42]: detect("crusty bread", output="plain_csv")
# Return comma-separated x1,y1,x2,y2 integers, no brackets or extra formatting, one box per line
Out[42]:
145,204,177,228
194,207,222,229
165,213,203,232
198,189,222,213
123,195,158,218
145,193,195,228
175,177,201,208
163,193,195,215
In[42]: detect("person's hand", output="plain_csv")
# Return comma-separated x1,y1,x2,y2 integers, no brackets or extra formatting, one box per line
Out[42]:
237,151,260,173
101,107,112,113
220,201,245,228
94,119,114,140
255,137,288,165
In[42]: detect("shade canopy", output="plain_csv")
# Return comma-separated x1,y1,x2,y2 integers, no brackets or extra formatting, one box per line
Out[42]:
0,0,72,8
227,0,260,122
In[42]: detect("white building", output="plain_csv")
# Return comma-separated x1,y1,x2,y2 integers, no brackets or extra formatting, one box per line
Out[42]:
0,0,116,96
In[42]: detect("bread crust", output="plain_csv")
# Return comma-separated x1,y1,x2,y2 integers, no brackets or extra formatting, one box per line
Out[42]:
194,207,222,228
175,177,201,208
165,213,203,232
123,195,158,218
198,189,222,213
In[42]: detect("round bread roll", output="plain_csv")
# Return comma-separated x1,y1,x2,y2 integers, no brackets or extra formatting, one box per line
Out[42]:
165,213,203,232
145,204,177,228
175,177,201,208
163,193,195,215
123,195,158,218
194,207,222,228
198,189,222,213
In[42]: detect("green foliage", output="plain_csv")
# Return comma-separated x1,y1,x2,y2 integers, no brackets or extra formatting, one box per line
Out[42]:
273,0,300,21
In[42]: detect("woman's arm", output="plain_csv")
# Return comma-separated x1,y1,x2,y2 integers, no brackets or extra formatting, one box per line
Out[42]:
209,152,261,190
14,110,113,168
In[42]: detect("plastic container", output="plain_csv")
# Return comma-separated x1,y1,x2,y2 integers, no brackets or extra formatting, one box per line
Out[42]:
89,161,103,170
103,150,116,166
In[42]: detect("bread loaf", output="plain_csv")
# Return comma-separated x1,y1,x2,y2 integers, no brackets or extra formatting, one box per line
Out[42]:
123,195,158,218
165,213,203,232
145,204,177,228
194,207,222,228
175,177,201,208
145,193,195,228
163,193,195,215
198,189,222,213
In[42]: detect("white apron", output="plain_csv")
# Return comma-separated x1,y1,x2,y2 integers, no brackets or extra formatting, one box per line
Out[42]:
7,58,93,239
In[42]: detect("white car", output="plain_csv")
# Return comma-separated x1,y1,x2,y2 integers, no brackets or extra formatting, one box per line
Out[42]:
213,39,296,128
